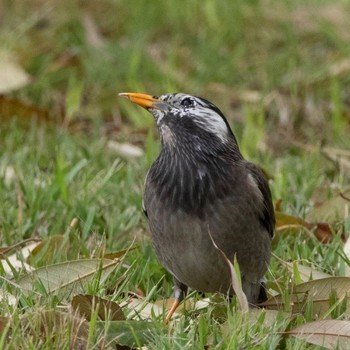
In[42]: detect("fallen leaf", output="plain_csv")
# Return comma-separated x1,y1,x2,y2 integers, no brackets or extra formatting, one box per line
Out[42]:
0,51,30,93
261,277,350,316
307,189,350,223
103,246,138,260
17,258,119,297
107,140,144,159
0,95,52,122
248,308,291,328
275,211,305,231
1,241,40,276
0,238,41,259
72,294,125,321
284,260,332,283
126,298,170,320
27,235,70,266
287,320,350,349
274,211,339,243
0,316,11,342
0,289,17,307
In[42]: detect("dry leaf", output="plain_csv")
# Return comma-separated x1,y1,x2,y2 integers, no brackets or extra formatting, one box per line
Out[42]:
72,294,125,321
248,308,290,328
0,238,41,259
126,298,170,320
307,189,350,223
275,256,332,283
107,141,144,159
27,235,70,265
275,210,339,243
275,211,305,231
0,95,52,122
288,320,350,349
0,316,11,335
0,51,30,93
17,258,119,297
261,277,350,316
0,289,17,307
103,246,138,260
1,241,40,275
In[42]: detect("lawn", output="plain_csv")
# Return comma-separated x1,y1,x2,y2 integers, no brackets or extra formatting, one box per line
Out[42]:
1,0,350,349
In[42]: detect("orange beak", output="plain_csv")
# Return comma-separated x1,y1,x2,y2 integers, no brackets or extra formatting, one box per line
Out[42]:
118,92,161,109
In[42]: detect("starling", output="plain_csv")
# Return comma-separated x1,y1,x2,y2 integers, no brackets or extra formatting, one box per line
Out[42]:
119,92,275,322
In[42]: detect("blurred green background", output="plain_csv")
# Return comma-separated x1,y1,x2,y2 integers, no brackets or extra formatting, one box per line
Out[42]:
2,0,350,139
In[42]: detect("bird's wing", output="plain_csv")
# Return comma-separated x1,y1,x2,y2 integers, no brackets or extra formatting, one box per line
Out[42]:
247,163,275,238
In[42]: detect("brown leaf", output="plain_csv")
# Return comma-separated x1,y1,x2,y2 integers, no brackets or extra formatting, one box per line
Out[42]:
103,246,138,260
27,235,70,265
0,95,53,122
274,199,283,212
0,238,41,259
261,277,350,316
1,241,39,276
248,308,291,328
275,211,339,243
307,189,350,223
304,221,342,243
275,256,332,283
275,211,306,231
72,294,125,321
287,320,350,349
0,316,11,334
0,51,30,93
17,258,119,297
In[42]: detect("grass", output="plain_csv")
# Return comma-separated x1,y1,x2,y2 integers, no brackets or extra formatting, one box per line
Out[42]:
1,0,350,349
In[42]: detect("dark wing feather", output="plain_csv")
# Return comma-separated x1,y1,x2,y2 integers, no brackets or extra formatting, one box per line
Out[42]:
247,163,275,238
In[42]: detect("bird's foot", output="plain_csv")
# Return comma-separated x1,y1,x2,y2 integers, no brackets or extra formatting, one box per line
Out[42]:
165,278,188,324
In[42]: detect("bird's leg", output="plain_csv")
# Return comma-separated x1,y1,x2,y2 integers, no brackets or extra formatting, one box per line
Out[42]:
165,278,188,324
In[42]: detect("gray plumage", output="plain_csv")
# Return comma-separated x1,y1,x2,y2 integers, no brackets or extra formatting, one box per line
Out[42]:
120,92,275,308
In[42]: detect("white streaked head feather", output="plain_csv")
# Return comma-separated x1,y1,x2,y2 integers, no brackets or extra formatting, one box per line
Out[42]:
189,108,228,142
150,93,229,143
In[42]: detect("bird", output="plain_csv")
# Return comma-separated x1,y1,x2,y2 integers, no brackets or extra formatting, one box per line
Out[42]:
119,92,275,322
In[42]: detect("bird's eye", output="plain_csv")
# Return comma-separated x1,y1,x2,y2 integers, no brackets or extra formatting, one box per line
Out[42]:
181,98,194,108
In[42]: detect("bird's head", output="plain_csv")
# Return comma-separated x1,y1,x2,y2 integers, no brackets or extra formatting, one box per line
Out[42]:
119,92,240,150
